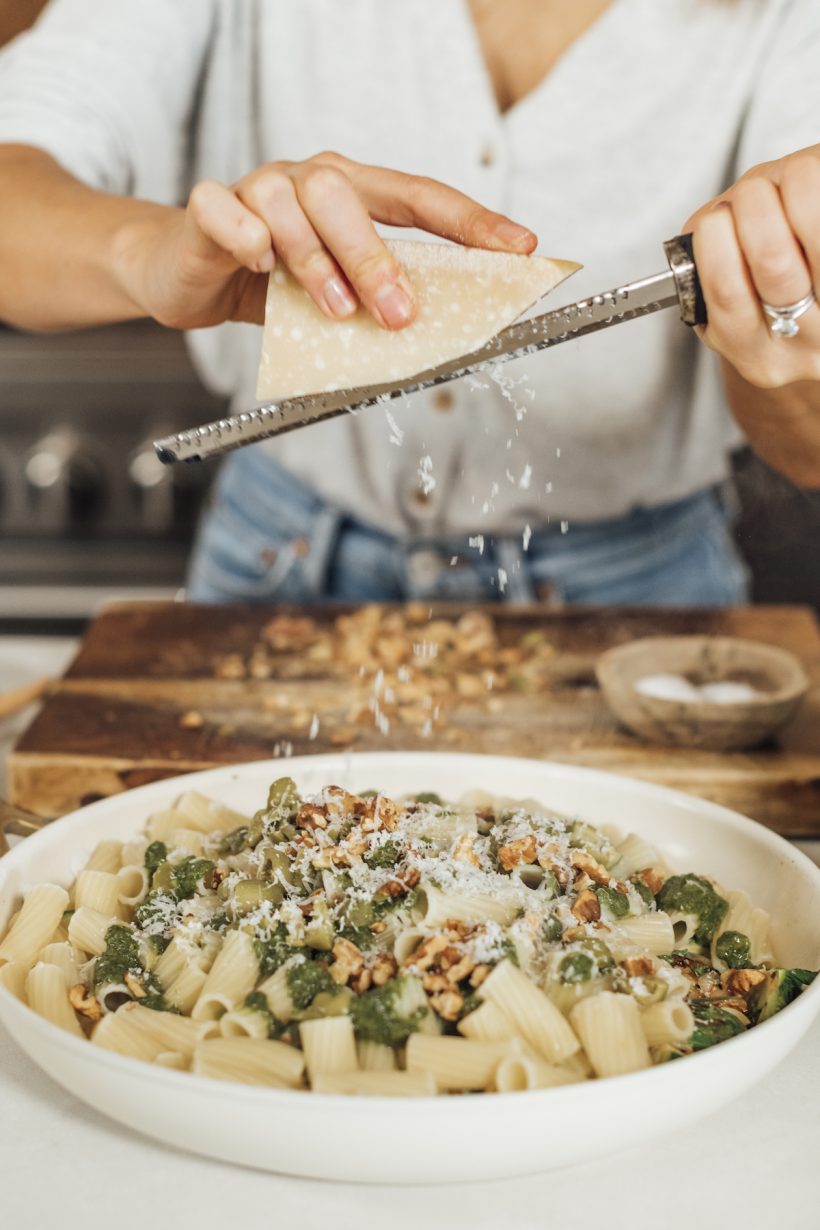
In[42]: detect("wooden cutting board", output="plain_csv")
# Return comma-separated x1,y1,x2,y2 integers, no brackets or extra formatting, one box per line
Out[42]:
8,602,820,836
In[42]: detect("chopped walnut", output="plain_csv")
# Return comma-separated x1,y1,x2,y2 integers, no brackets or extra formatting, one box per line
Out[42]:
370,954,398,987
422,972,451,994
536,845,570,887
369,921,387,934
402,865,421,889
571,888,601,923
498,834,538,870
69,984,102,1022
314,836,367,868
377,878,407,899
469,964,490,988
722,968,767,996
436,945,463,972
451,833,481,868
350,968,373,994
570,848,624,890
429,989,464,1021
621,956,656,978
407,934,449,971
329,938,365,986
446,954,476,983
638,867,665,896
360,793,399,832
324,786,366,818
296,805,328,830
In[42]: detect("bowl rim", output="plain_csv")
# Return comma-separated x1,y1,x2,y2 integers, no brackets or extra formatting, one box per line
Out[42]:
1,751,818,1111
596,635,810,710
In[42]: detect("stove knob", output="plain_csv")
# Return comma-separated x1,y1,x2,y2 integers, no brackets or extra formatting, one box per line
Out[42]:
25,431,104,527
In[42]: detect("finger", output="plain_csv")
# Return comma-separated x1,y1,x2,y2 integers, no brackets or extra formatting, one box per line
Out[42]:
780,150,820,294
186,180,274,274
293,161,417,329
731,176,812,309
693,203,763,342
335,156,537,253
236,167,357,319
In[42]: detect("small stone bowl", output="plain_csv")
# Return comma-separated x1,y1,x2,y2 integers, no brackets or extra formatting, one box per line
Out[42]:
596,636,809,751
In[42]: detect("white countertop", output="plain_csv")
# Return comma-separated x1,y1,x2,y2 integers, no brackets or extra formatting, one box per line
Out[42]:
1,1018,818,1229
1,635,818,1228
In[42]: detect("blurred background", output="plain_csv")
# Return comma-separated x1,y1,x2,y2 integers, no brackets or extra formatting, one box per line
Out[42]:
1,0,819,628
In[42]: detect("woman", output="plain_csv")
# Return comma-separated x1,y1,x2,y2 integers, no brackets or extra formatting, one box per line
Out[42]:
0,0,818,605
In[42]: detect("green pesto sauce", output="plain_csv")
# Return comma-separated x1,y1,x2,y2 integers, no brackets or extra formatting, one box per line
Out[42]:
413,792,443,805
133,890,177,932
286,960,335,1012
656,873,729,945
596,886,629,918
138,977,169,1013
349,977,426,1047
542,914,564,944
173,857,215,900
715,930,752,969
93,925,141,989
244,990,285,1038
364,840,402,870
559,952,594,984
146,933,171,958
144,841,168,879
253,923,300,979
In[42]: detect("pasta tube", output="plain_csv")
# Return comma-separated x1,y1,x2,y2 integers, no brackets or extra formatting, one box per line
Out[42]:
570,992,650,1078
0,884,70,967
478,960,579,1063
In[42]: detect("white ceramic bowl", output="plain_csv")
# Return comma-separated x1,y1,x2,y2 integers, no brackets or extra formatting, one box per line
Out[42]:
1,753,818,1184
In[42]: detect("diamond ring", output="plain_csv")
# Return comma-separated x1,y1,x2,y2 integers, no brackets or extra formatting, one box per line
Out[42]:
760,290,816,338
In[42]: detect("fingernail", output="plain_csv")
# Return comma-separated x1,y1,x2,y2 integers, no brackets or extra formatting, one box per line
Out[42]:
258,249,275,273
323,275,357,318
495,219,536,248
374,279,415,329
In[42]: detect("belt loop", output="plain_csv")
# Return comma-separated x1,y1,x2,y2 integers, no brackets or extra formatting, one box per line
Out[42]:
300,503,344,597
495,538,535,603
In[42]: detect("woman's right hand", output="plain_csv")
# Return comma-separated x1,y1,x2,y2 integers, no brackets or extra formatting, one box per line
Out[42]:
116,151,537,331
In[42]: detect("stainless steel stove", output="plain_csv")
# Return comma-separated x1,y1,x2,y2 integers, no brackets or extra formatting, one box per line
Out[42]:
0,320,228,620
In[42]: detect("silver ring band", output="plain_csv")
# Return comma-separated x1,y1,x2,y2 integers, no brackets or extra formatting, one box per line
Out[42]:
760,290,816,338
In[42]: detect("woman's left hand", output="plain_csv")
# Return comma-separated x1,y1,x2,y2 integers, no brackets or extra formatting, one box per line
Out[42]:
683,144,820,388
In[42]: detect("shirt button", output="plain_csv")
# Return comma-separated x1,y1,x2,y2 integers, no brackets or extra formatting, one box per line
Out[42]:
432,388,455,412
479,143,496,168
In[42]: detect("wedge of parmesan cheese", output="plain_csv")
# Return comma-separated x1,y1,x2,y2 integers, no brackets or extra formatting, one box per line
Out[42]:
256,239,580,401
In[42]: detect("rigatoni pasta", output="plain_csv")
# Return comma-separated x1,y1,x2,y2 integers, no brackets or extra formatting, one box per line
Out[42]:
1,778,815,1098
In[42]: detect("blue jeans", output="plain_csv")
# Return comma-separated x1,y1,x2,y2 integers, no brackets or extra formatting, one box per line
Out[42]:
186,448,750,606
